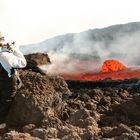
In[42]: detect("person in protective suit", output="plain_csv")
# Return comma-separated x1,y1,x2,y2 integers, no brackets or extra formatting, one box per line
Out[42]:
0,32,27,122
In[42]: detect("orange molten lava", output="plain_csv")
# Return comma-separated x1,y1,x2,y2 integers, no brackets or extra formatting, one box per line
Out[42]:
48,59,140,81
62,68,140,81
101,59,126,73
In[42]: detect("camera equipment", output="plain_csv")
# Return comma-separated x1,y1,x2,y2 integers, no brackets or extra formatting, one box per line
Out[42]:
0,42,15,52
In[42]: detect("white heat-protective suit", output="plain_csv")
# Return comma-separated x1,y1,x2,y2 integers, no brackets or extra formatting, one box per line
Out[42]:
0,46,27,77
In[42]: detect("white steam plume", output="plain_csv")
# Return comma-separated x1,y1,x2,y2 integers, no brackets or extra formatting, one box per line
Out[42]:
21,23,140,75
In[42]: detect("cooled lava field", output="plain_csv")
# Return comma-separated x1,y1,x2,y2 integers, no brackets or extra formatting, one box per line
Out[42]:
1,55,140,139
63,77,140,139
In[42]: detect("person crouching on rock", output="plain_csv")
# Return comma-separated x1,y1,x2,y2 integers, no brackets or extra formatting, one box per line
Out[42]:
0,32,27,123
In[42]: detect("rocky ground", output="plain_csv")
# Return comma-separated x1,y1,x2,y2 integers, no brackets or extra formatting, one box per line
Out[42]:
0,53,140,140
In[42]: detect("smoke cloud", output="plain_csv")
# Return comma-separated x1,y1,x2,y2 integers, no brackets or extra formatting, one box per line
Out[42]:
20,22,140,75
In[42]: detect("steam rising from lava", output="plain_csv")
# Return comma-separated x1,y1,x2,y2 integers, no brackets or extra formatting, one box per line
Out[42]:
41,31,140,75
22,23,140,76
40,54,102,75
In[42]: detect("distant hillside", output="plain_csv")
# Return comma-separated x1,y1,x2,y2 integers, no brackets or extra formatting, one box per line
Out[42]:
20,22,140,65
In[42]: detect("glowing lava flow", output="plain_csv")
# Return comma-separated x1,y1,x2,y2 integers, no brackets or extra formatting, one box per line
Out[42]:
62,68,140,81
46,59,140,81
101,59,126,73
59,60,140,81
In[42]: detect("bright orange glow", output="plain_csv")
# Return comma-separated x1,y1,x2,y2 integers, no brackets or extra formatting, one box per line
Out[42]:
62,68,140,81
48,59,140,81
101,59,126,73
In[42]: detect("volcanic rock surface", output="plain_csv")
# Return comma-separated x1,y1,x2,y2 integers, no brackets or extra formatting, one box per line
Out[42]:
24,53,51,74
0,53,140,139
6,70,71,126
25,53,51,66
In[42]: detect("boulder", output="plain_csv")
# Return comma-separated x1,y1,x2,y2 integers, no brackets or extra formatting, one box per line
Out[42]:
61,131,81,140
102,124,133,138
24,53,51,74
25,53,51,66
69,109,98,128
32,128,58,139
6,70,71,126
113,95,140,120
114,132,139,140
1,131,40,140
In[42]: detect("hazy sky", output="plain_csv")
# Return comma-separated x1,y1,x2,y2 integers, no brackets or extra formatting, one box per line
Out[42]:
0,0,140,45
